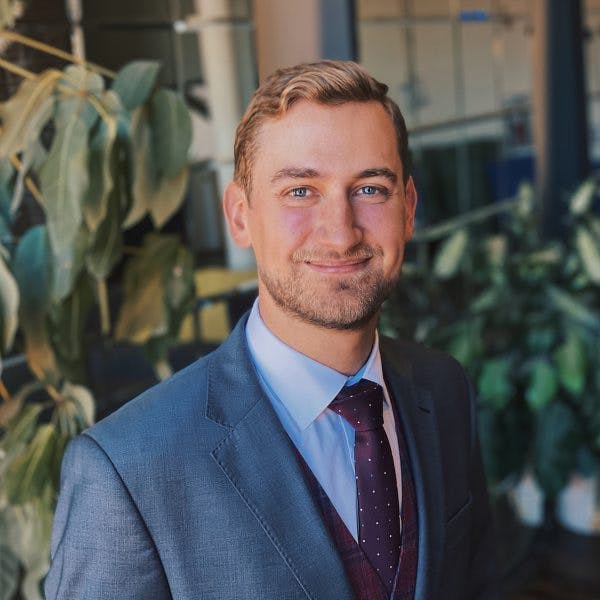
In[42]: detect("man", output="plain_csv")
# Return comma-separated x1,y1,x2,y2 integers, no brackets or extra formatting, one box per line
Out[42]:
45,60,498,599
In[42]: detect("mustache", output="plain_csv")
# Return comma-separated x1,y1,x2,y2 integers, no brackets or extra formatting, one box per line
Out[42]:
292,244,383,263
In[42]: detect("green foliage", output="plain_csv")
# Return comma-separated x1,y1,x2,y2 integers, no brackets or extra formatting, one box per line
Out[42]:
384,179,600,499
533,403,580,497
433,228,468,279
112,61,161,111
0,254,18,352
0,57,194,598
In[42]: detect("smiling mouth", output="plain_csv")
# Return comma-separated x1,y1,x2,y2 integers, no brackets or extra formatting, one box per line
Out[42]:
305,258,371,273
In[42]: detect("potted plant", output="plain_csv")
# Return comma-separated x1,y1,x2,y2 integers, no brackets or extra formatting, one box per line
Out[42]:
382,179,600,530
0,33,195,598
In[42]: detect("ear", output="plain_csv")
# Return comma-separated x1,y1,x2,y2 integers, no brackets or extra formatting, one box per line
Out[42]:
223,180,252,248
403,176,418,240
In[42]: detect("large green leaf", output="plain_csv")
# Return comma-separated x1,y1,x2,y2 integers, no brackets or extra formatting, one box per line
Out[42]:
569,179,596,215
148,167,189,229
433,229,468,279
85,191,124,280
3,498,54,600
0,542,20,600
150,88,192,179
575,226,600,284
0,172,11,227
125,108,189,229
49,278,95,370
83,117,117,232
39,114,88,259
50,227,88,303
9,96,53,215
5,423,59,504
113,61,161,111
12,226,57,380
12,226,50,320
477,357,514,410
547,285,600,331
115,269,166,344
60,381,95,429
0,255,18,352
55,65,104,130
554,329,587,396
525,359,558,410
0,69,61,158
123,107,152,228
533,402,579,497
114,234,180,344
0,401,44,456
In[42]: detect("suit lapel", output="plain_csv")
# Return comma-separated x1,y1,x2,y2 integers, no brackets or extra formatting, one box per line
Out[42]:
382,345,445,599
206,319,353,600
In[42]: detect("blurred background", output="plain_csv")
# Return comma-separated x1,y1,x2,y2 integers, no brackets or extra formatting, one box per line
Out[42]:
0,1,599,598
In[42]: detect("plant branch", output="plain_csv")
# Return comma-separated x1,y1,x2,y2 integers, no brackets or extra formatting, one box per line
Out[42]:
0,29,116,79
8,154,44,206
0,379,10,403
0,55,36,80
86,93,113,126
413,198,519,243
96,278,111,335
45,383,62,404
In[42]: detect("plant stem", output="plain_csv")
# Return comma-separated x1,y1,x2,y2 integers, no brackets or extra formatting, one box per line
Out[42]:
0,29,115,78
0,379,10,403
45,383,61,403
97,278,111,335
86,94,113,125
413,198,519,243
0,55,36,80
8,154,44,206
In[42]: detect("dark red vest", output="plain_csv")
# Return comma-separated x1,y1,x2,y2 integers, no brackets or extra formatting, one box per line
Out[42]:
297,400,418,600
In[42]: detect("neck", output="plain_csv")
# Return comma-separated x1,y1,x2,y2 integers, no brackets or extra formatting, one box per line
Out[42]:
257,294,378,376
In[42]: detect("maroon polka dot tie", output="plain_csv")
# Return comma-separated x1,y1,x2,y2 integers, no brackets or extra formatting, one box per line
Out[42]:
330,379,400,593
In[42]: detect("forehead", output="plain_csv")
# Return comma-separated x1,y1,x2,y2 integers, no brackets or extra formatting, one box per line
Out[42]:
251,100,401,181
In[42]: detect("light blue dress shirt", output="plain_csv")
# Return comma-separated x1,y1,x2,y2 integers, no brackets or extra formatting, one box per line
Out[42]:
245,300,402,540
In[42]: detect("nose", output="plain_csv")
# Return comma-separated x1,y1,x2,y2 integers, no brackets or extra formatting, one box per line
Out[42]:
314,192,363,252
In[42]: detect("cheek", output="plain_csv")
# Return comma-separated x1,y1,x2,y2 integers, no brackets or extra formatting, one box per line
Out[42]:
251,209,310,258
360,204,404,241
359,205,407,266
277,209,312,245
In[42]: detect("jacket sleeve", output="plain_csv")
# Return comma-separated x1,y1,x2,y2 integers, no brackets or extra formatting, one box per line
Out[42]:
465,375,501,600
44,434,172,599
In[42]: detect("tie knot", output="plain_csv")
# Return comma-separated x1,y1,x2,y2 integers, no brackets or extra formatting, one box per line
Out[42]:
330,379,384,431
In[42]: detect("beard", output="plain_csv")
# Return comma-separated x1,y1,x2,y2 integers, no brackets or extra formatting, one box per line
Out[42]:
258,245,400,330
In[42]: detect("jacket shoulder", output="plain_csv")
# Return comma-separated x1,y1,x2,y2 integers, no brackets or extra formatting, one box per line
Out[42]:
380,335,469,389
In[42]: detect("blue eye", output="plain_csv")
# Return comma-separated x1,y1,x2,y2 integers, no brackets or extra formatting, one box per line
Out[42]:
360,185,379,195
291,187,309,197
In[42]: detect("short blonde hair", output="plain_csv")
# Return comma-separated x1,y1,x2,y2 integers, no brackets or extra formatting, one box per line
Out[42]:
234,60,411,194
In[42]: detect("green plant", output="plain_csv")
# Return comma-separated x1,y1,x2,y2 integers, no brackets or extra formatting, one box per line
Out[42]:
0,37,195,599
382,180,600,499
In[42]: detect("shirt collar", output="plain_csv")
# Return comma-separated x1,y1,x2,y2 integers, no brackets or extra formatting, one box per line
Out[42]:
245,299,386,431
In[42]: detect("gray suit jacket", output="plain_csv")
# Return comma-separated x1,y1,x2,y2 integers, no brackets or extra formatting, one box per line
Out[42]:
45,314,498,599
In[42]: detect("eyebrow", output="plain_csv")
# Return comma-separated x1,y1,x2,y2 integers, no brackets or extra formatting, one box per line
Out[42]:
358,168,398,184
271,167,320,184
270,166,398,185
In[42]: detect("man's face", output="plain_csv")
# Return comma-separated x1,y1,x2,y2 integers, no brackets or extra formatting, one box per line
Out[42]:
225,100,417,331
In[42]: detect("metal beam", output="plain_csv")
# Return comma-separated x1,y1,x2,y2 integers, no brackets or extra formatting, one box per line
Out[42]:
320,0,356,61
532,0,589,237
